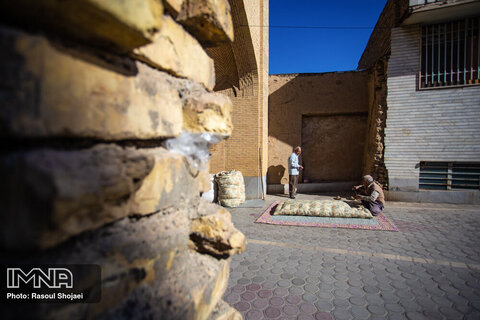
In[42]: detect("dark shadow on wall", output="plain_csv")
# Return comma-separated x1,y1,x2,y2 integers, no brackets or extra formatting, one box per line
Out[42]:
267,165,285,184
301,113,367,182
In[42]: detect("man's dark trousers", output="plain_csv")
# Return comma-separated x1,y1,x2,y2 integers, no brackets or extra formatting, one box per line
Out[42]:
361,200,384,216
289,175,298,198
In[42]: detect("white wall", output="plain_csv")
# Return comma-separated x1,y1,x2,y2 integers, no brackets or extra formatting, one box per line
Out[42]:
386,25,480,192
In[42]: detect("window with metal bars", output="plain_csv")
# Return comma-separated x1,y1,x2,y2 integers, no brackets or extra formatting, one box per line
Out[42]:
412,0,445,5
419,162,480,190
420,17,480,89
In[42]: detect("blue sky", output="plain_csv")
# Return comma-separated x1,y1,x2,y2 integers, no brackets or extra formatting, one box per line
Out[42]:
269,0,387,74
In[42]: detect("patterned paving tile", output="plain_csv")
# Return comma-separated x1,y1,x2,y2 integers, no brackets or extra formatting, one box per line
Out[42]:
223,195,480,319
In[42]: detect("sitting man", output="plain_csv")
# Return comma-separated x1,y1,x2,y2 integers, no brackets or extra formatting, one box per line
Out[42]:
353,175,385,216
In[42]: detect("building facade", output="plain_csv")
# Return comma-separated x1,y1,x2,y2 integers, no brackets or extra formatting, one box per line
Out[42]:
359,0,480,204
208,0,269,200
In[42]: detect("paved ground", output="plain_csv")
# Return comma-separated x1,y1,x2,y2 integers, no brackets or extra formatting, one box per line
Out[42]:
223,193,480,320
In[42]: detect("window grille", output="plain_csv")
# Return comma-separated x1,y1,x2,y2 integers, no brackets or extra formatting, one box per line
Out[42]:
413,0,444,5
420,17,480,89
419,162,480,190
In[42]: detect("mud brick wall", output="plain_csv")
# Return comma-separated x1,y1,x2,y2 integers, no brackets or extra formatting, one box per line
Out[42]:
268,72,369,186
0,0,245,319
363,58,389,188
357,0,409,189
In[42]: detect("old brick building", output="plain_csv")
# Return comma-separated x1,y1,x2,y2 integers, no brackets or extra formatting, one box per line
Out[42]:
268,0,480,204
208,0,269,200
359,0,480,204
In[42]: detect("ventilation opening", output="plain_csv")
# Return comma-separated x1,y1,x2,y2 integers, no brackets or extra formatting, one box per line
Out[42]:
419,161,480,190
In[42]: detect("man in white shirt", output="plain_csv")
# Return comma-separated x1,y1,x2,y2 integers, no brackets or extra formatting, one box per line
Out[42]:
288,146,303,199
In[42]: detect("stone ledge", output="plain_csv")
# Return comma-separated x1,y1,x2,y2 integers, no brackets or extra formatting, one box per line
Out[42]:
189,201,246,259
0,26,234,141
1,207,214,319
0,145,207,251
132,15,215,90
97,252,230,320
182,87,233,136
131,147,202,216
0,0,163,53
177,0,234,44
0,27,183,140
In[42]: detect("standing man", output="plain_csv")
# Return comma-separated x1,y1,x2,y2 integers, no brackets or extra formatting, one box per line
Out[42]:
353,175,385,216
288,146,303,199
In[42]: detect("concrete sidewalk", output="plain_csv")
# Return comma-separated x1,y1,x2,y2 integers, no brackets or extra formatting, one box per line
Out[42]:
223,194,480,320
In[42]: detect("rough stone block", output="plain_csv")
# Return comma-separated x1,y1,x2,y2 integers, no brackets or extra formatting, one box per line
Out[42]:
189,201,246,259
163,0,185,17
5,212,231,320
0,145,204,251
207,299,243,320
2,206,194,319
0,27,183,140
101,251,230,320
177,0,234,44
115,251,230,320
132,15,215,90
0,0,163,53
180,81,233,136
130,147,201,216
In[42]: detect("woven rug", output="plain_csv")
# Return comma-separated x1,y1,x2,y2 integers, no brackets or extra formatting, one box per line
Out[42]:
255,201,398,232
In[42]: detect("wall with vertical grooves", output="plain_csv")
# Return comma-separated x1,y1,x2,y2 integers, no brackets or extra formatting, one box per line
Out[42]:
386,25,480,191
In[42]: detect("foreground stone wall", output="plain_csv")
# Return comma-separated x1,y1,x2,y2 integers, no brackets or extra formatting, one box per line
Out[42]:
0,0,245,319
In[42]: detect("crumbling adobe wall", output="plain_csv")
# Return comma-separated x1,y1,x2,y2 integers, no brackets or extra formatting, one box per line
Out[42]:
357,0,407,188
363,58,389,188
268,72,369,186
0,0,245,319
